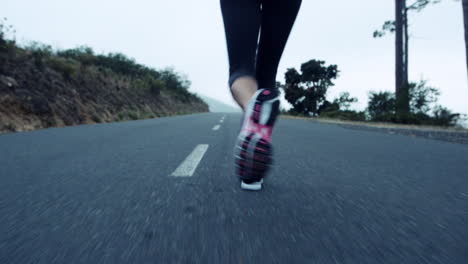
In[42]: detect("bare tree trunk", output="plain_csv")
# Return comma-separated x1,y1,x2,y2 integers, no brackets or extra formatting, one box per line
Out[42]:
402,6,410,113
403,7,409,86
395,0,408,115
463,0,468,79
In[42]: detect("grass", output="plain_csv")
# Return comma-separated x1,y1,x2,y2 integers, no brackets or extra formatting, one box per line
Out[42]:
280,114,468,133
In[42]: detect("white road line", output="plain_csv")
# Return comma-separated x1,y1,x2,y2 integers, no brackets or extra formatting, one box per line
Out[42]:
220,120,224,123
213,125,221,131
171,144,209,177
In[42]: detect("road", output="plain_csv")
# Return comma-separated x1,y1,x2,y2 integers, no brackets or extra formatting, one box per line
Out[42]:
1,113,467,264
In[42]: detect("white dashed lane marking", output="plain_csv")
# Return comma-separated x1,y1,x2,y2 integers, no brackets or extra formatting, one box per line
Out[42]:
220,115,226,123
171,144,209,177
213,125,221,131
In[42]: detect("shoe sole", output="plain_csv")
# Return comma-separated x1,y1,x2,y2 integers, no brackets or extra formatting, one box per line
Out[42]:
234,89,279,183
241,179,264,191
235,133,272,181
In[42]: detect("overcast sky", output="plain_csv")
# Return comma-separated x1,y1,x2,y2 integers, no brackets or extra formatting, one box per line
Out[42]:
3,0,467,117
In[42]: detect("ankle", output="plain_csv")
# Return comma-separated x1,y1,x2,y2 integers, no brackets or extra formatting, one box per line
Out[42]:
230,77,258,110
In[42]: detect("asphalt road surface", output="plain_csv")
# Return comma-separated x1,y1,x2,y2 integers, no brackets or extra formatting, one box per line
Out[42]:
1,113,467,264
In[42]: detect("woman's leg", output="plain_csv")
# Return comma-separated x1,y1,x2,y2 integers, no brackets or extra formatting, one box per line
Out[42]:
220,0,262,110
221,0,302,190
256,0,302,89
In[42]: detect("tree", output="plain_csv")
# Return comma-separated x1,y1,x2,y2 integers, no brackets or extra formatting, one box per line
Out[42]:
282,60,339,116
463,0,468,77
374,0,440,115
395,0,409,115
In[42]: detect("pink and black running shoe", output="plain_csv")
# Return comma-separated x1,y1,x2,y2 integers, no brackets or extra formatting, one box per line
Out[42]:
234,89,280,191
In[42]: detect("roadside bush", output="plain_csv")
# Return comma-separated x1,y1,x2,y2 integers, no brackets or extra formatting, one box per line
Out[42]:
367,91,396,122
46,57,80,80
431,106,460,127
3,123,17,132
57,46,96,66
0,18,16,54
91,114,102,123
132,76,165,96
320,110,366,121
159,68,190,91
284,109,308,117
367,81,460,127
333,92,358,111
24,42,55,69
52,45,192,99
392,112,430,125
94,53,144,77
318,100,340,114
315,91,363,120
117,112,125,121
408,80,440,114
147,77,164,96
128,110,139,120
26,41,54,58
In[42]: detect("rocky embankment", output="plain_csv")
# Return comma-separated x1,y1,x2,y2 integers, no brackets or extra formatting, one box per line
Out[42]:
0,46,208,134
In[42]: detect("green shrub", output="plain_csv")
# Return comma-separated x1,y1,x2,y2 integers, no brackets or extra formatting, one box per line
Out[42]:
46,57,80,80
94,53,144,77
284,109,308,117
25,42,55,70
117,112,125,121
59,47,162,80
148,78,164,96
318,100,340,114
367,91,396,121
320,110,366,121
57,46,96,66
3,123,16,131
431,106,460,127
128,110,139,120
408,80,440,114
132,79,148,92
49,45,191,99
131,76,164,96
333,92,358,111
367,80,460,127
26,41,54,58
0,18,16,50
91,114,102,123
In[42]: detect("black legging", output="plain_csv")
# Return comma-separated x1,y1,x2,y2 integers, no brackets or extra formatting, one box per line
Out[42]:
220,0,302,89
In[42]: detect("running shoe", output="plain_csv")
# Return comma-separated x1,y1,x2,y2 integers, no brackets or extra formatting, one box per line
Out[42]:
234,88,280,190
241,178,264,191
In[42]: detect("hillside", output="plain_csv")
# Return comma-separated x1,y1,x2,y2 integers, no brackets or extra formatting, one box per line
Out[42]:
0,42,208,133
199,95,241,113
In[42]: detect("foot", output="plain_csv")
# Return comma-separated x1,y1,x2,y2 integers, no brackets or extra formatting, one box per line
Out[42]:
241,179,264,191
234,89,280,185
